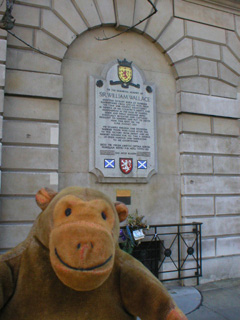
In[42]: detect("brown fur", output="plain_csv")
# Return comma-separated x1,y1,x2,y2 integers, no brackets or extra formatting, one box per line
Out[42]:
0,186,187,319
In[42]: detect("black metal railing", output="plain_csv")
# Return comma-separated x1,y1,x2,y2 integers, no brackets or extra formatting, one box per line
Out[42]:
119,223,202,285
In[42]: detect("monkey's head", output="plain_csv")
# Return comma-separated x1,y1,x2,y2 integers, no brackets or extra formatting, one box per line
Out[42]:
35,187,128,291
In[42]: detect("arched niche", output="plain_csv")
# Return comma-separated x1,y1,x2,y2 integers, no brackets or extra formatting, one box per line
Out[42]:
59,27,180,224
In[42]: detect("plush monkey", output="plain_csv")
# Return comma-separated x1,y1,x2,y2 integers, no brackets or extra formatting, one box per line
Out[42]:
0,186,187,320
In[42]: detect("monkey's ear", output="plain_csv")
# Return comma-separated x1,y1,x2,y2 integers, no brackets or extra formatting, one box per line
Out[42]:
115,202,129,222
36,188,57,210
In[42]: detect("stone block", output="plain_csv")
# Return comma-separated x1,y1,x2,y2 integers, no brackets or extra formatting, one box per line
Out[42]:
1,172,58,195
3,120,59,145
177,92,240,118
157,18,184,51
73,0,101,28
199,59,218,78
6,48,61,74
12,4,40,27
4,96,59,121
0,197,40,221
7,26,33,48
95,0,115,24
5,70,63,99
2,146,58,170
34,30,67,60
221,46,240,75
202,239,216,258
177,77,209,95
174,0,235,30
217,237,240,256
182,196,214,217
236,15,240,38
157,114,179,175
59,104,88,173
197,255,240,283
178,114,211,134
216,196,240,215
181,175,240,195
0,39,6,61
213,118,240,136
0,115,2,138
218,63,239,86
15,0,50,7
174,58,198,78
0,64,5,86
167,38,193,63
52,0,87,34
193,40,220,60
210,79,237,99
180,134,240,155
41,9,76,45
144,0,173,40
0,224,32,249
180,155,213,174
214,156,240,174
0,90,3,114
133,0,154,32
59,172,91,190
115,0,134,27
226,31,240,60
185,20,226,44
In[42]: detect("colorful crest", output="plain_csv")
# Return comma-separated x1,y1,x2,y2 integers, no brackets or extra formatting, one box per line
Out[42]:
120,158,133,174
118,59,133,84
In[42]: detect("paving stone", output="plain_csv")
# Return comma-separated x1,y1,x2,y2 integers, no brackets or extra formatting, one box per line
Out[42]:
73,0,101,28
185,20,226,44
52,0,87,34
157,18,184,51
4,96,59,121
41,9,76,45
5,70,63,99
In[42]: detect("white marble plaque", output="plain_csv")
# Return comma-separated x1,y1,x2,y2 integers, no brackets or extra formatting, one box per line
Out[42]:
89,59,157,183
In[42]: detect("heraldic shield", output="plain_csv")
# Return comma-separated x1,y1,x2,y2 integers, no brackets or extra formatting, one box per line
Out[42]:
118,59,133,84
120,158,133,174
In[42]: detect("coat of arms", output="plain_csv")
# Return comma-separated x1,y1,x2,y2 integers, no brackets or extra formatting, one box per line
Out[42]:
110,59,140,89
120,158,133,174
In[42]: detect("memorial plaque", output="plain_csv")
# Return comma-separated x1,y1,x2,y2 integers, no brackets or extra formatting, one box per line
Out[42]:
89,59,157,183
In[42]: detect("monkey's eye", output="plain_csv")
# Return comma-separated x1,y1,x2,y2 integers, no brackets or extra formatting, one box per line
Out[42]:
101,211,107,220
65,208,72,217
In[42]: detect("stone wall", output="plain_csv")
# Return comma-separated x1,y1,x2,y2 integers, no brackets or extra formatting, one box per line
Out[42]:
0,0,239,283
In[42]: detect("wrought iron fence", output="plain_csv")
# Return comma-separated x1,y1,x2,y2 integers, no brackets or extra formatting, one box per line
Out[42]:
120,223,202,285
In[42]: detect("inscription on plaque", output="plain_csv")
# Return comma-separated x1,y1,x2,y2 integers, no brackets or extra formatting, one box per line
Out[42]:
89,59,157,183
